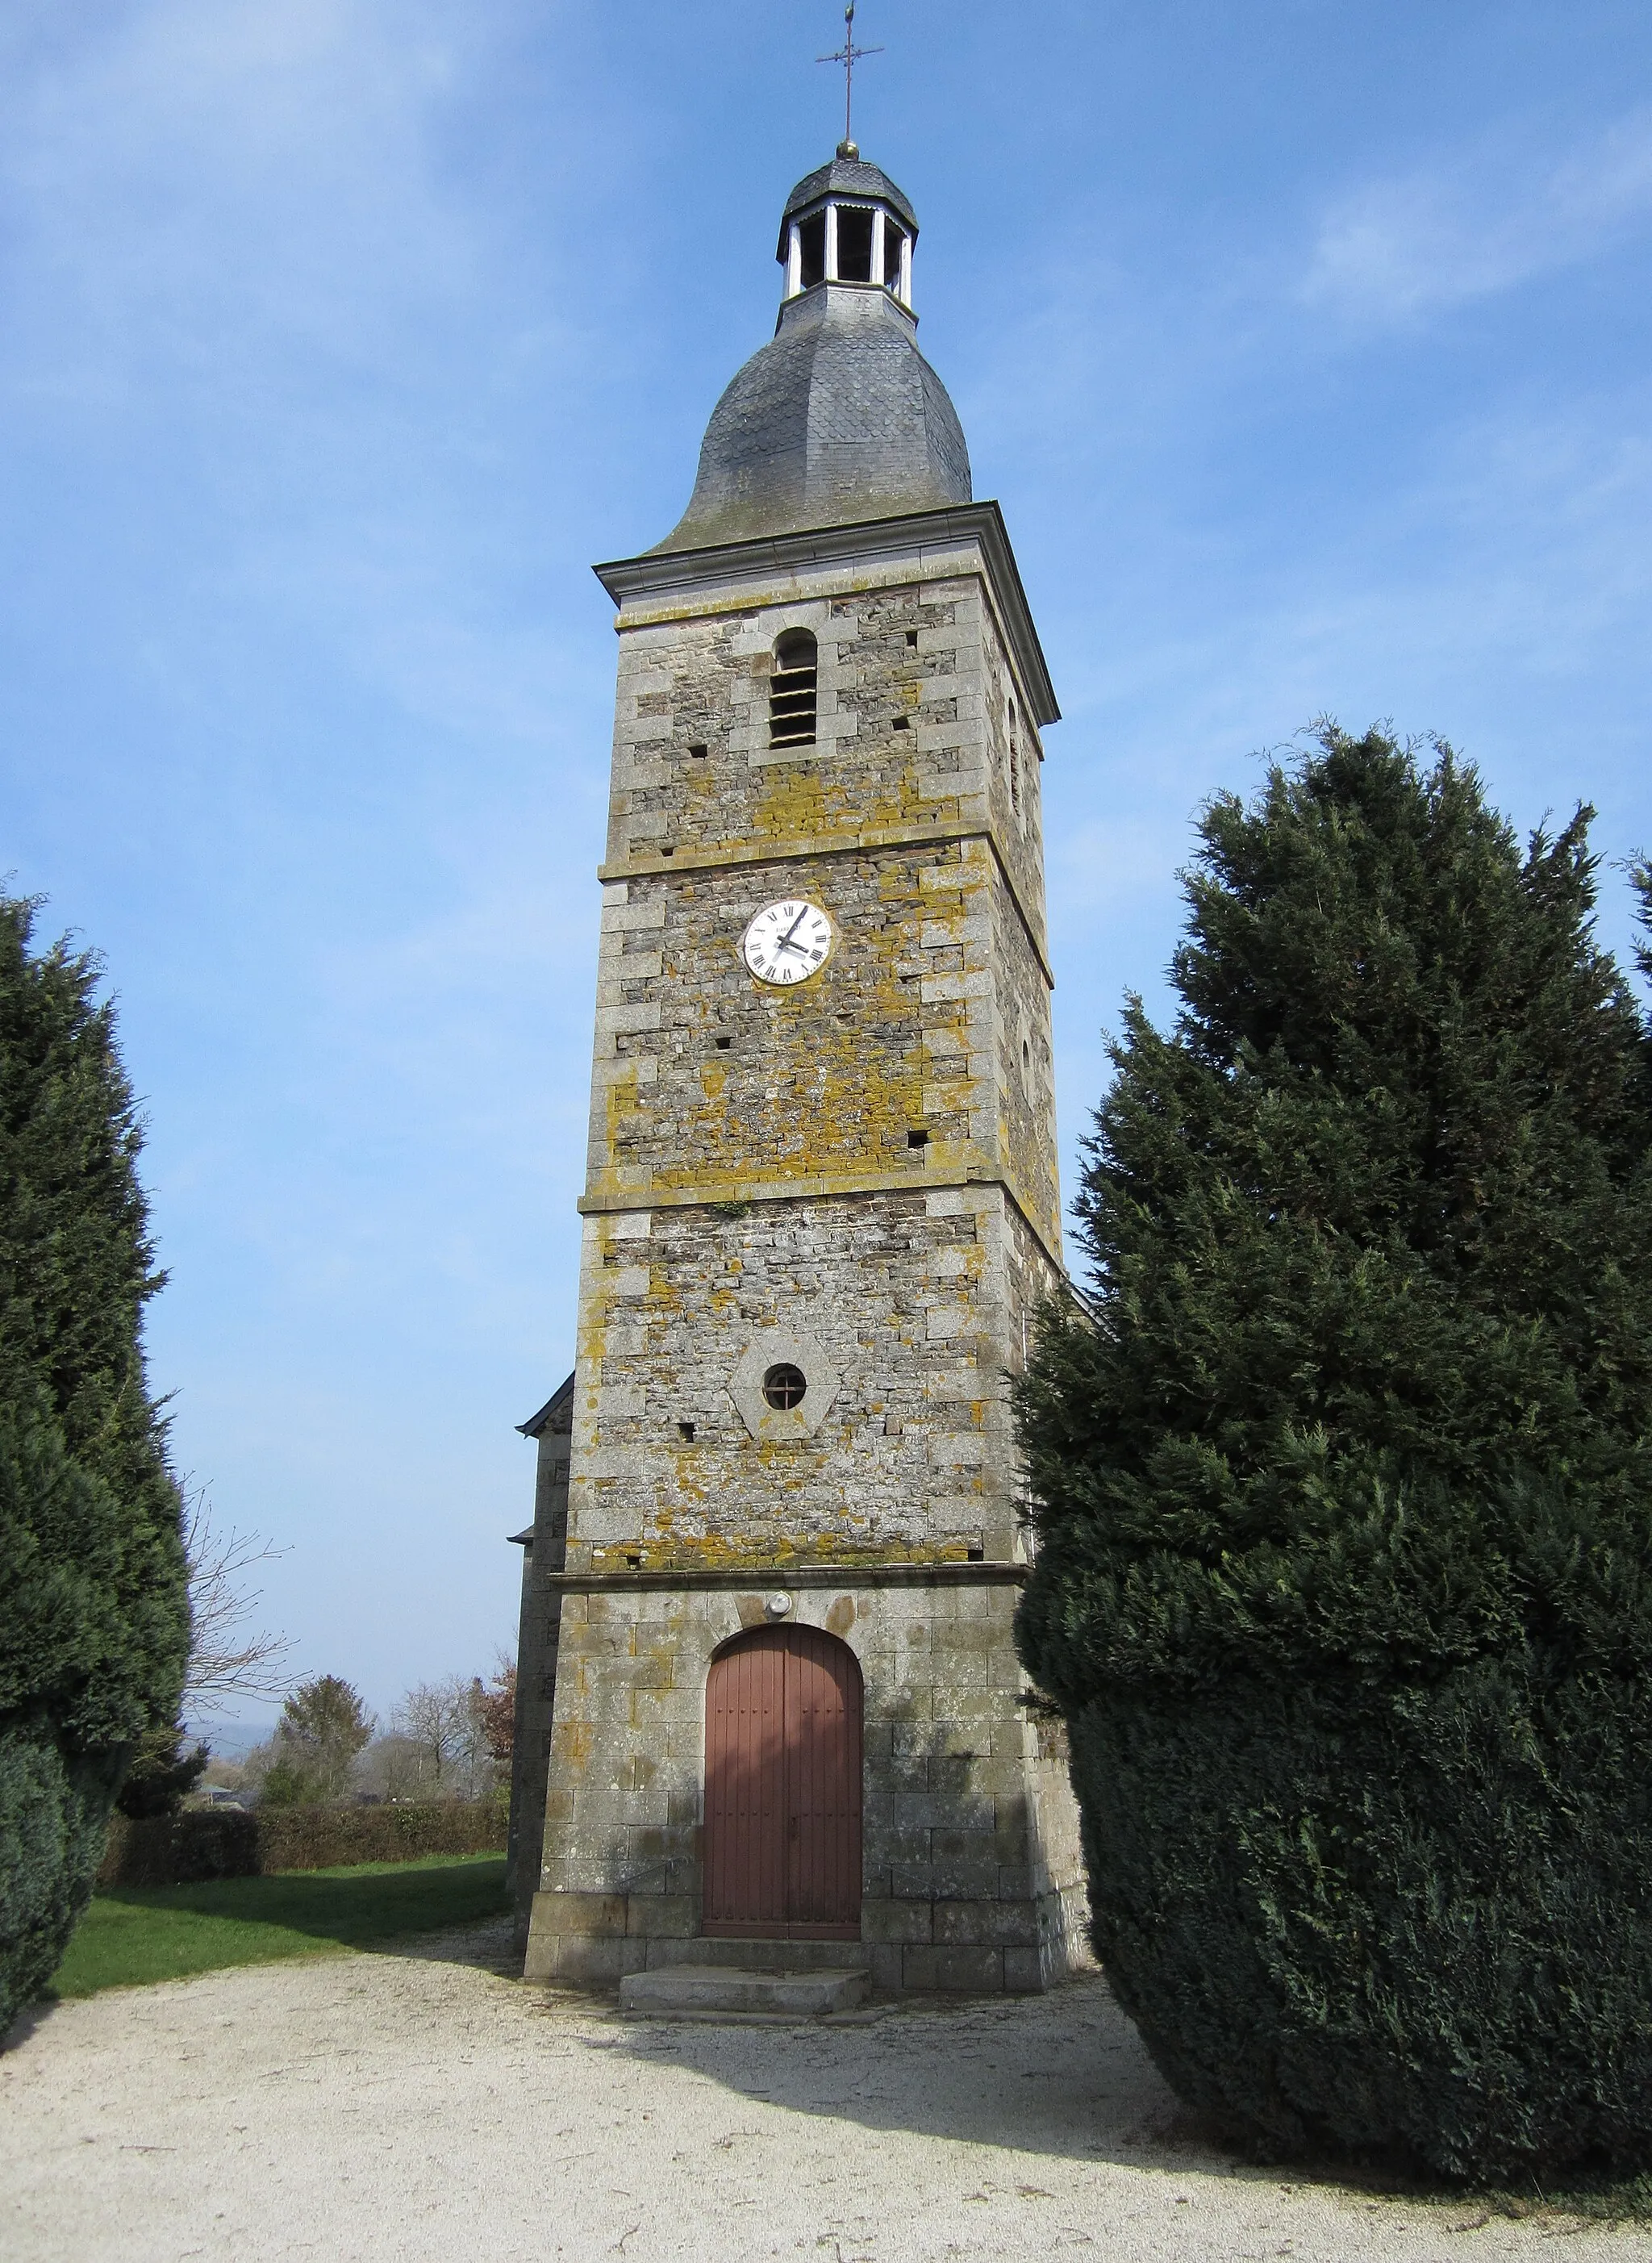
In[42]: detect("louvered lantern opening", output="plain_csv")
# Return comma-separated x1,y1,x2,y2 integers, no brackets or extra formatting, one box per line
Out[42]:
770,630,819,748
836,207,874,282
799,213,826,290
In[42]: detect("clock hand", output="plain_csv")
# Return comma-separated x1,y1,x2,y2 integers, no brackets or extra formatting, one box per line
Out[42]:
778,908,808,950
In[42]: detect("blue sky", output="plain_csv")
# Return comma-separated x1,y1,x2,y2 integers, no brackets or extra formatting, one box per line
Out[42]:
4,1,1650,1741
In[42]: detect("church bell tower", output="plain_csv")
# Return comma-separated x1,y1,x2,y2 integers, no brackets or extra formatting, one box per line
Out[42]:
522,148,1085,1993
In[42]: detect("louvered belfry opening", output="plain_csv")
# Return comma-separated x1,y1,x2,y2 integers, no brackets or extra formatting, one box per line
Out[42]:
836,206,875,282
769,629,819,748
703,1625,863,1939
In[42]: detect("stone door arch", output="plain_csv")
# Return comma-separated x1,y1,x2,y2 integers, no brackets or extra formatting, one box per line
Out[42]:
703,1625,862,1939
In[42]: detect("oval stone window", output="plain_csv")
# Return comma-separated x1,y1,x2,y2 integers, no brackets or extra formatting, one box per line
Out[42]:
761,1363,807,1411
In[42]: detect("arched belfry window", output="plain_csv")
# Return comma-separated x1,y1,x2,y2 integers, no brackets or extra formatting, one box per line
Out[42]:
770,631,818,749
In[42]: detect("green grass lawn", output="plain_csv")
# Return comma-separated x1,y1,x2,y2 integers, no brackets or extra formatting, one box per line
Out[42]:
50,1853,510,2000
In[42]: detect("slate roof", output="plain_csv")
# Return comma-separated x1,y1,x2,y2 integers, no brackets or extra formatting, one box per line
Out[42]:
778,155,919,244
653,282,970,553
516,1371,575,1440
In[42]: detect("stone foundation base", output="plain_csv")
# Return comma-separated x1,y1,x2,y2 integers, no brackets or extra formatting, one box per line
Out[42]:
524,1885,1083,1994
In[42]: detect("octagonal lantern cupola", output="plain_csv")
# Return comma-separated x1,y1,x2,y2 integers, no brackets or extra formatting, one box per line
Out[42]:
777,152,917,305
653,152,970,554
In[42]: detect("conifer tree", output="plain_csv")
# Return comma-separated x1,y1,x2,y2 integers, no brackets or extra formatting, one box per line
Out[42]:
258,1676,373,1806
0,896,189,2030
114,1722,209,1819
1016,727,1652,2182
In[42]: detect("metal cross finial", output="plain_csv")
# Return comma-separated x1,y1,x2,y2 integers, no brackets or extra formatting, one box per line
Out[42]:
818,2,882,158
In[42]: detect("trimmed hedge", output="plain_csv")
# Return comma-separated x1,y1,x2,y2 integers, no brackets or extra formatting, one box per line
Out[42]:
0,897,190,2031
1016,729,1652,2183
97,1800,508,1888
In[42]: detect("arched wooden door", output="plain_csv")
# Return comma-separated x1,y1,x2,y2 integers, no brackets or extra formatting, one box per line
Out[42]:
703,1625,862,1939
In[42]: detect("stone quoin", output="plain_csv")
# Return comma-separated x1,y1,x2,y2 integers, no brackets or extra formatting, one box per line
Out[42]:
509,146,1086,1994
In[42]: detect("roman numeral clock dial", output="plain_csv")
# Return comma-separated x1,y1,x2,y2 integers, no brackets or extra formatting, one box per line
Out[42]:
740,898,834,986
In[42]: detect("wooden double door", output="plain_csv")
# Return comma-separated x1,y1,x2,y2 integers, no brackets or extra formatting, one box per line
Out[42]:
703,1625,863,1939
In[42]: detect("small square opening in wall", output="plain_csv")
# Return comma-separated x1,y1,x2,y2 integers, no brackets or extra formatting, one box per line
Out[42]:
660,844,675,855
715,1033,732,1050
905,629,920,648
907,1128,929,1150
967,1543,985,1562
688,742,708,758
892,715,909,731
678,1422,695,1443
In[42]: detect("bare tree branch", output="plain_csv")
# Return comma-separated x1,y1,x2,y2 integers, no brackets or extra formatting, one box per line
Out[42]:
181,1484,298,1712
388,1675,496,1800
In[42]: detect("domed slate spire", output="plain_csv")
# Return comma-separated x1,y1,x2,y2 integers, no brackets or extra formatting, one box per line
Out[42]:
653,155,971,554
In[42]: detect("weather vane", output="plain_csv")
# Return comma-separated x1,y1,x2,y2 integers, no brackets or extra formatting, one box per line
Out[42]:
818,2,882,158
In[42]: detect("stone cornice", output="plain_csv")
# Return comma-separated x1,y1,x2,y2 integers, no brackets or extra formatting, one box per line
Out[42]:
593,501,1060,730
544,1559,1028,1593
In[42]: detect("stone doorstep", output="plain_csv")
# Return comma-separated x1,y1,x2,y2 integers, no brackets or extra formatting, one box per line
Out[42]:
619,1963,872,2019
640,1934,870,1976
617,2003,893,2029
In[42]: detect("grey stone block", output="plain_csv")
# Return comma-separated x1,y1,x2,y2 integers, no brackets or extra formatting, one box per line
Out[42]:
624,1893,699,1939
861,1898,934,1944
524,1930,631,1986
933,1898,1039,1948
865,1943,903,1992
1003,1947,1045,1994
928,1852,1001,1900
915,1945,1005,1993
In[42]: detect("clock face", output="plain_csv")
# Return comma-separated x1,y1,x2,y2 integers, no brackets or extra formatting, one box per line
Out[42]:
741,898,834,986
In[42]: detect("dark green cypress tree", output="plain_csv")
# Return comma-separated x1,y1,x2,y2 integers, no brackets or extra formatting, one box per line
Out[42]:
0,895,189,2031
1016,727,1652,2183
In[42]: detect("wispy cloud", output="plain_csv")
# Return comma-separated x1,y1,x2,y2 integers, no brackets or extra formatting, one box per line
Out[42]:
1304,107,1652,323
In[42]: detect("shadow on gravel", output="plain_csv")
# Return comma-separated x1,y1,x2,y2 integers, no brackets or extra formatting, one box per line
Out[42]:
593,1981,1622,2221
2,2000,55,2054
372,1914,520,1975
589,1972,1244,2177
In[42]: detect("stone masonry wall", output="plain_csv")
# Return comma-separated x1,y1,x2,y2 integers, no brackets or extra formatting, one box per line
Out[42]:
567,1185,1023,1570
979,592,1048,946
587,836,1057,1245
508,1411,570,1930
586,842,984,1202
605,578,980,869
527,520,1082,1994
588,553,1062,1256
989,858,1061,1246
525,1575,1084,1994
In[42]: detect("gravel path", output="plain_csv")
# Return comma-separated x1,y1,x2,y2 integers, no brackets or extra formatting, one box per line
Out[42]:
2,1926,1642,2261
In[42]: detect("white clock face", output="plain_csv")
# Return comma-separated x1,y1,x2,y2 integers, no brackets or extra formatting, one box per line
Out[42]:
741,898,834,986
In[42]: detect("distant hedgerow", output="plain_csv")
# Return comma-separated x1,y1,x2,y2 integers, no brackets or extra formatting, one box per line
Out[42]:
1016,726,1652,2182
